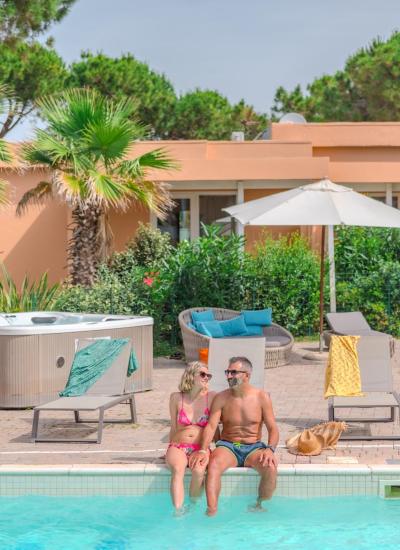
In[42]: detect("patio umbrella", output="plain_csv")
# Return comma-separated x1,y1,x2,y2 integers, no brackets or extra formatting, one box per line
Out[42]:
224,178,400,350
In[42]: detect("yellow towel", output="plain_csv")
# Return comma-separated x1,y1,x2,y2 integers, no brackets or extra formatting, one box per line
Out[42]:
324,335,363,398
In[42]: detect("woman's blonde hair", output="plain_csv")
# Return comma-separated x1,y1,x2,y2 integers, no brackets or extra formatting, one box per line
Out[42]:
178,361,207,393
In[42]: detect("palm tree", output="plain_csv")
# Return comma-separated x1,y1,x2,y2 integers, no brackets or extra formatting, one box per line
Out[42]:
0,84,14,206
17,88,177,286
0,141,11,207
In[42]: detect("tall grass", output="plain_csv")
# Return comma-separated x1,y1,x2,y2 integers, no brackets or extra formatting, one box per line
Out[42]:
0,264,60,312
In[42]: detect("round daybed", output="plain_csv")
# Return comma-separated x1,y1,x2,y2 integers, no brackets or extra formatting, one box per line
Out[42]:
178,307,294,368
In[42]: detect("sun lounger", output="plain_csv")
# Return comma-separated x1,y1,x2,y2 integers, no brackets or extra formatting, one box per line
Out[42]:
207,337,266,392
328,333,400,440
325,311,395,356
31,338,137,443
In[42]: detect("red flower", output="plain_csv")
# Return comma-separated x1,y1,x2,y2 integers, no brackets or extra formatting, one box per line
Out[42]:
143,277,154,287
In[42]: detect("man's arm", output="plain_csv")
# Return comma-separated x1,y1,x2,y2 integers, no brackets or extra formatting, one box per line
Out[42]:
259,391,279,467
168,393,178,441
188,393,224,468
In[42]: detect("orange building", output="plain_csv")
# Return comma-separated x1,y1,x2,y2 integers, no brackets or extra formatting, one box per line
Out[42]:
1,121,400,283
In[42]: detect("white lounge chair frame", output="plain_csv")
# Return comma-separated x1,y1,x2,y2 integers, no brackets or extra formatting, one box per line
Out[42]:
32,338,137,444
328,333,400,440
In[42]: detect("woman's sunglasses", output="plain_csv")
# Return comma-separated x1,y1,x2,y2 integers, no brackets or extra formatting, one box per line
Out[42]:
199,371,213,380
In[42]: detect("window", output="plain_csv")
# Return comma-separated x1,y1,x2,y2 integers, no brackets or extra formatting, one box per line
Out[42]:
157,198,190,245
156,193,237,243
199,195,236,235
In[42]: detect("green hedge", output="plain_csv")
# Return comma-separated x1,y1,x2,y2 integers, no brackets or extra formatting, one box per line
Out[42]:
55,226,321,351
53,225,400,354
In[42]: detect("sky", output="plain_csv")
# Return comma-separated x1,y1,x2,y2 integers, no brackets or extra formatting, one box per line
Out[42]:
9,0,400,140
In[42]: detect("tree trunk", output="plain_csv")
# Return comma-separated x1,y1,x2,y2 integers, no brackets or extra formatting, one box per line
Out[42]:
69,203,104,286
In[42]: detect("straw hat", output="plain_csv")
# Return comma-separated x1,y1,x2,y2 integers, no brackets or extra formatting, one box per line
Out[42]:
286,421,347,456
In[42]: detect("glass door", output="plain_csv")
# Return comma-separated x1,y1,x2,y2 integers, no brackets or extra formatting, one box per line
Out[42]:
157,198,191,245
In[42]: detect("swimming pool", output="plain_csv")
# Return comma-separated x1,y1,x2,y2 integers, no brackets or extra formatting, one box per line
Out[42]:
0,493,399,550
1,466,399,549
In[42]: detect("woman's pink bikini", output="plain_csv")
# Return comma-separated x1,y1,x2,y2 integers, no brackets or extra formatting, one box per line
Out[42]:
168,393,210,456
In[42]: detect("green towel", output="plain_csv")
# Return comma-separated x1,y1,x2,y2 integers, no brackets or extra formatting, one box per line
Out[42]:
60,338,138,397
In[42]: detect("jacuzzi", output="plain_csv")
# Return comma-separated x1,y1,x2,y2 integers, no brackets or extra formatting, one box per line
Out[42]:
0,312,153,408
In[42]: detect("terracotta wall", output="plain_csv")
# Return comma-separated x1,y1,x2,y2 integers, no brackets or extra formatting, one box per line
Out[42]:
243,189,301,250
0,170,68,285
0,170,150,285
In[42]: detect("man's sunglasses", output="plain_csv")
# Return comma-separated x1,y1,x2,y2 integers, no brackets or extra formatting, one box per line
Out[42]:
199,371,213,380
224,369,248,376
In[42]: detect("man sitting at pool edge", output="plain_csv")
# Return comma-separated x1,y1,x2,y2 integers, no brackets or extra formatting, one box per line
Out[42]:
189,356,279,516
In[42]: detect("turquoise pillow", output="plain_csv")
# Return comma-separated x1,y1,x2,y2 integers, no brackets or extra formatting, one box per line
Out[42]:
244,324,263,336
188,322,196,331
219,315,248,337
196,322,211,337
241,308,272,326
191,310,215,324
197,321,224,338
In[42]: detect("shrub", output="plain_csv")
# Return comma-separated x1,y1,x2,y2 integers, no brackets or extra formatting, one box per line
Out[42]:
336,260,400,334
244,235,320,334
113,223,172,272
149,225,247,344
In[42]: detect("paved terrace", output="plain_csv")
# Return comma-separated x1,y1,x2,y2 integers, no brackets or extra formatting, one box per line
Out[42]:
1,342,400,466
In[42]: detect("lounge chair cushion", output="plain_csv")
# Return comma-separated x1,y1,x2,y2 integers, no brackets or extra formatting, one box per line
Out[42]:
241,308,272,326
219,315,248,337
265,336,291,348
188,322,197,331
196,321,224,338
191,310,215,324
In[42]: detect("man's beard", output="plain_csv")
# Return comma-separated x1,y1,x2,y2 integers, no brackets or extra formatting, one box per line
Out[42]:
228,377,243,388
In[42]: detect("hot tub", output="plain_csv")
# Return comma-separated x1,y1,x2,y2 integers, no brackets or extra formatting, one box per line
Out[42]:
0,312,153,408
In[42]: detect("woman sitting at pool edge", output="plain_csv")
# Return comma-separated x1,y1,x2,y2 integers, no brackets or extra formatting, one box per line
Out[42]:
166,361,218,513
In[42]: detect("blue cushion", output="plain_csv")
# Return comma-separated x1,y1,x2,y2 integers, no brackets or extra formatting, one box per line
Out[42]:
241,308,272,326
196,322,211,337
187,322,196,331
191,310,215,324
219,315,248,337
244,324,263,336
196,320,224,338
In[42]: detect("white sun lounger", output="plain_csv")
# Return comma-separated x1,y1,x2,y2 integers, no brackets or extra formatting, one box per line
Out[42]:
31,338,137,444
328,333,400,440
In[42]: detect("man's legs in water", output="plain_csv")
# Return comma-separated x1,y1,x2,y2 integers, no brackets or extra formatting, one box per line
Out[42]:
206,447,237,516
245,450,277,508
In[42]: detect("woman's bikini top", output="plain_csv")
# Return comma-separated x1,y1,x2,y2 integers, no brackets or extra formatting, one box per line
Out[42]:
177,392,210,428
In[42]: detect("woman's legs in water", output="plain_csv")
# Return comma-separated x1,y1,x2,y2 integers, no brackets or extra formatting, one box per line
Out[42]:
165,446,188,510
189,459,207,501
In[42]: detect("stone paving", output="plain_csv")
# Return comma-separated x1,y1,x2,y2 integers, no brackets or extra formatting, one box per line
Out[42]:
1,341,400,466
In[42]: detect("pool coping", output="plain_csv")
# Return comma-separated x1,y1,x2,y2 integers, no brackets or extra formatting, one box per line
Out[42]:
0,464,400,475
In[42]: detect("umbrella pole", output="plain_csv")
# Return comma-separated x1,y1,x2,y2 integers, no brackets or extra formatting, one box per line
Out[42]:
319,226,326,352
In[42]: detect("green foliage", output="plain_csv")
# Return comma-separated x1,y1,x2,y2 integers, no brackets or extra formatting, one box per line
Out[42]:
57,227,320,355
0,0,76,40
54,266,150,316
335,226,400,274
170,89,267,140
19,88,176,285
68,52,177,138
0,40,67,135
111,223,172,274
245,235,320,334
334,227,400,334
0,265,60,312
272,31,400,122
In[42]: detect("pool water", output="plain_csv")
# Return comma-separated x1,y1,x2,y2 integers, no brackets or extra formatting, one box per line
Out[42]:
0,494,399,550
